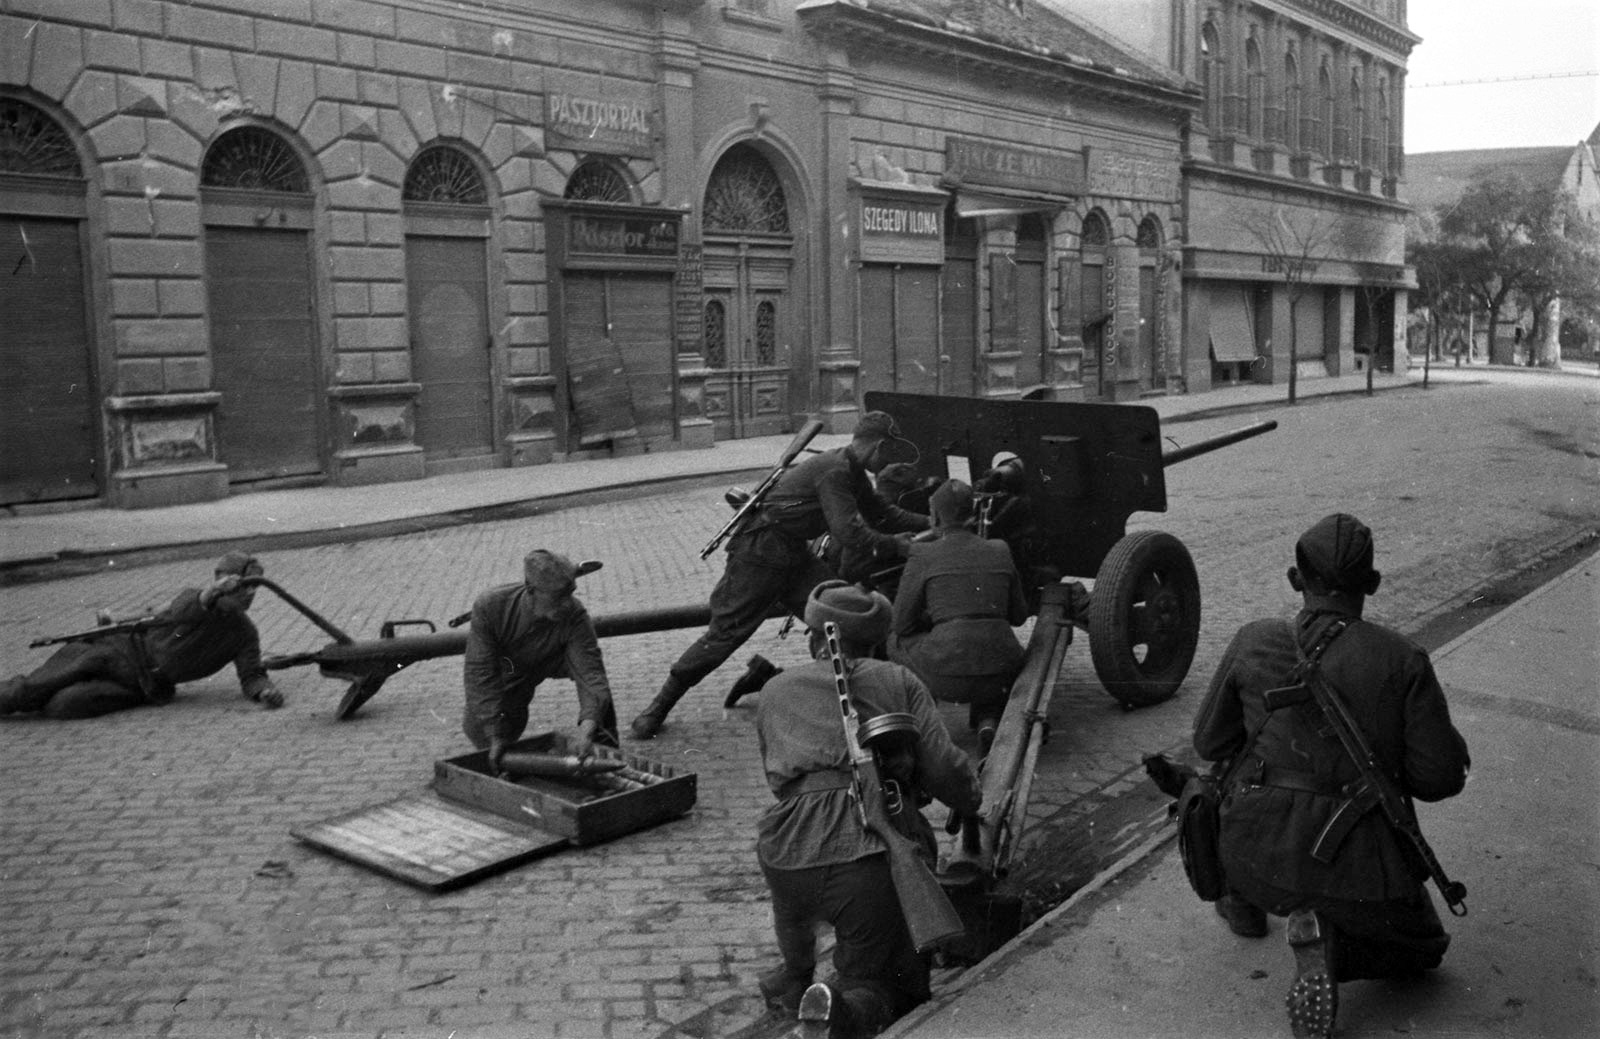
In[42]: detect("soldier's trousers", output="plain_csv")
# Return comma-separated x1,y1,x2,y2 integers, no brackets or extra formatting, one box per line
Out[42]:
667,527,832,691
760,853,929,1033
0,639,146,719
1233,876,1451,981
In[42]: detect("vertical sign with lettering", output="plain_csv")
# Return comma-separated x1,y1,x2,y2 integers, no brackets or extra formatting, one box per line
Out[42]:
676,244,703,358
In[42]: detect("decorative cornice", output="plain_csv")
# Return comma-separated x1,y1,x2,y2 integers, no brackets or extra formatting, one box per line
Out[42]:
798,4,1200,116
1183,155,1412,214
1276,0,1421,55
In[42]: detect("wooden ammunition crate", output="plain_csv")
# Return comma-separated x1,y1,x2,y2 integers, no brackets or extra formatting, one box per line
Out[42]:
432,732,697,846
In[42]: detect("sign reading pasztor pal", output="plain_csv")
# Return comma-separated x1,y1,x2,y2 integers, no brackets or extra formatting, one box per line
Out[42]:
545,81,656,156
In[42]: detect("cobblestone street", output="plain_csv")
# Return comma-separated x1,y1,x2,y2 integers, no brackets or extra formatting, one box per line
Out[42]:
2,376,1596,1039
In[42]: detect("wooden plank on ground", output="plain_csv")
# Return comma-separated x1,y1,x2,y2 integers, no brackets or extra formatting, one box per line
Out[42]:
292,790,569,892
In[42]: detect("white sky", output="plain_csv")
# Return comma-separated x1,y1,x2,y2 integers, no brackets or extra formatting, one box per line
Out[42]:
1405,0,1600,154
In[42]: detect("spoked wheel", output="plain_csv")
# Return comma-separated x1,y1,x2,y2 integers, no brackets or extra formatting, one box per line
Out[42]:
1088,530,1201,708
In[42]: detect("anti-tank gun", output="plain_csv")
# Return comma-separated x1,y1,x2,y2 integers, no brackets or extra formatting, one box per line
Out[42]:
865,391,1275,709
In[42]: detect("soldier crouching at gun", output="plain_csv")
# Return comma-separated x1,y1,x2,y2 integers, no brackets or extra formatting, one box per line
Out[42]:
752,580,980,1038
0,551,283,719
462,549,620,773
1190,514,1470,1039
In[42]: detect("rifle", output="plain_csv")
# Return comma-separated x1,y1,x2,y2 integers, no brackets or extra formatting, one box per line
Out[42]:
1264,620,1468,917
823,621,966,952
700,419,824,559
29,615,170,649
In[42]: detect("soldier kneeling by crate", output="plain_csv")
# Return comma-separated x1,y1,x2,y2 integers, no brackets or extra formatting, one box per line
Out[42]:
463,549,620,773
0,551,282,719
754,581,980,1038
888,480,1029,756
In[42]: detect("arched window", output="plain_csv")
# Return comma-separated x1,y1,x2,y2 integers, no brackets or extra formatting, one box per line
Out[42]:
1284,50,1302,153
704,144,789,233
1349,69,1364,166
754,299,776,365
1199,22,1222,129
1245,35,1265,139
404,145,486,205
703,299,727,368
202,126,308,192
564,159,632,204
1136,215,1163,251
0,98,82,177
1081,210,1110,249
1317,61,1335,159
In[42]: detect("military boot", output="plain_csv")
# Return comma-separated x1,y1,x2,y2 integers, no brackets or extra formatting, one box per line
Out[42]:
1285,909,1338,1039
724,654,780,709
629,677,687,740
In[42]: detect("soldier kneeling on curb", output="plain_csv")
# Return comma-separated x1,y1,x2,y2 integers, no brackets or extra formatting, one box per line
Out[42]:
1191,514,1470,1039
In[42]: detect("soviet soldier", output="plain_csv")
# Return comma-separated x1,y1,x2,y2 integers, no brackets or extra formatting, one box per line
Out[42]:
0,551,283,719
632,412,929,739
888,479,1029,754
1192,514,1470,1039
463,549,620,772
753,580,980,1037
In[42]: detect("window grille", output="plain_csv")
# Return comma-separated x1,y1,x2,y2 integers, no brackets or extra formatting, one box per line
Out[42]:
404,146,487,204
202,126,309,192
0,99,80,177
704,299,727,368
704,145,789,233
755,300,776,365
564,160,631,203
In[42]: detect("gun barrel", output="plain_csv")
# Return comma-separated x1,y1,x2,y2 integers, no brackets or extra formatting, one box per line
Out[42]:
1161,420,1277,467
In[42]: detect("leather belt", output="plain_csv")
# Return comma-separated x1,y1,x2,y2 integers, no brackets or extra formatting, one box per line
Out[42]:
1250,762,1344,796
777,770,853,801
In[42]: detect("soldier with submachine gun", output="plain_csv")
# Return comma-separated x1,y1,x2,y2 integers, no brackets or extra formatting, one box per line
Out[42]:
631,411,929,740
0,551,283,719
1191,514,1471,1039
751,580,979,1039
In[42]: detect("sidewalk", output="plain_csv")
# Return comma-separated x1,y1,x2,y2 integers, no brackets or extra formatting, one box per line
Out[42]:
888,549,1600,1039
0,371,1414,577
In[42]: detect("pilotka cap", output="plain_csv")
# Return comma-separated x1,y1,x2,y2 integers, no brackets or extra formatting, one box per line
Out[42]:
854,410,919,466
523,549,579,591
804,579,893,646
214,551,263,577
1295,513,1376,592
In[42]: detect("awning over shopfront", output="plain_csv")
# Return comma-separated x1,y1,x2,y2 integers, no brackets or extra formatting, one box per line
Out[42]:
1209,292,1257,362
953,186,1072,219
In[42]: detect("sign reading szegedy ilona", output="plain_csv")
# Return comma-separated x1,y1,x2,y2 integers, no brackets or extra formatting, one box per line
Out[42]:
858,194,944,264
545,79,655,156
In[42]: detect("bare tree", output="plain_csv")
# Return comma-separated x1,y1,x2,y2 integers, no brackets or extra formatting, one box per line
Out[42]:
1243,207,1336,404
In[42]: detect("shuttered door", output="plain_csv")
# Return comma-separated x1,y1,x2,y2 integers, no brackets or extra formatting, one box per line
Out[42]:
563,274,637,445
1139,265,1157,390
1015,254,1045,389
858,265,895,395
940,257,976,397
407,236,493,461
1080,262,1106,399
895,267,940,395
607,275,675,440
207,226,321,482
0,216,96,504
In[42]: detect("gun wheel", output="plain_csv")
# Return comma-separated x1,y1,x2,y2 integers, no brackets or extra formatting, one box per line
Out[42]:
1088,530,1200,708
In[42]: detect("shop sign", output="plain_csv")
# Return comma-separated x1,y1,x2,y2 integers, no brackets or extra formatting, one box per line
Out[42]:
859,197,944,264
1086,148,1178,202
545,85,655,155
569,212,679,258
946,136,1083,195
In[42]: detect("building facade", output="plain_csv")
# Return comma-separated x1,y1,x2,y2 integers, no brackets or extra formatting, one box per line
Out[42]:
0,0,1413,510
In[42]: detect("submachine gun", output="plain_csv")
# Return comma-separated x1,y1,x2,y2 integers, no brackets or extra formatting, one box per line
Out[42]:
824,621,966,953
29,615,171,648
1264,620,1468,916
701,419,823,559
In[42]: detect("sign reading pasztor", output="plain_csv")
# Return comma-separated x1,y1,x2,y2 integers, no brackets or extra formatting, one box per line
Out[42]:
945,136,1083,195
570,213,679,258
546,90,654,155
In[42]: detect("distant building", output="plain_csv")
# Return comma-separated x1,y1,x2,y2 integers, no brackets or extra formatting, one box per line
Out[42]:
0,0,1419,510
1406,124,1600,364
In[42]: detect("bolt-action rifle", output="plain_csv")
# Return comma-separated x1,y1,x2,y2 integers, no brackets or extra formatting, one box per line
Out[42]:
700,419,824,559
823,621,966,952
29,615,171,649
1264,620,1468,916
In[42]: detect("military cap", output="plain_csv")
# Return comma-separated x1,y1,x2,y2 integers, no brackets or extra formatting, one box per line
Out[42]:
214,551,263,577
804,579,893,647
930,479,975,526
523,549,579,592
1295,513,1378,593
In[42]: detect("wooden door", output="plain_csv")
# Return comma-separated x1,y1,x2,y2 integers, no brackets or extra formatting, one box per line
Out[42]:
407,235,494,466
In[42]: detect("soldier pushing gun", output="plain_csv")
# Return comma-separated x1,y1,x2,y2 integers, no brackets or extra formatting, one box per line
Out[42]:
1,552,283,720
